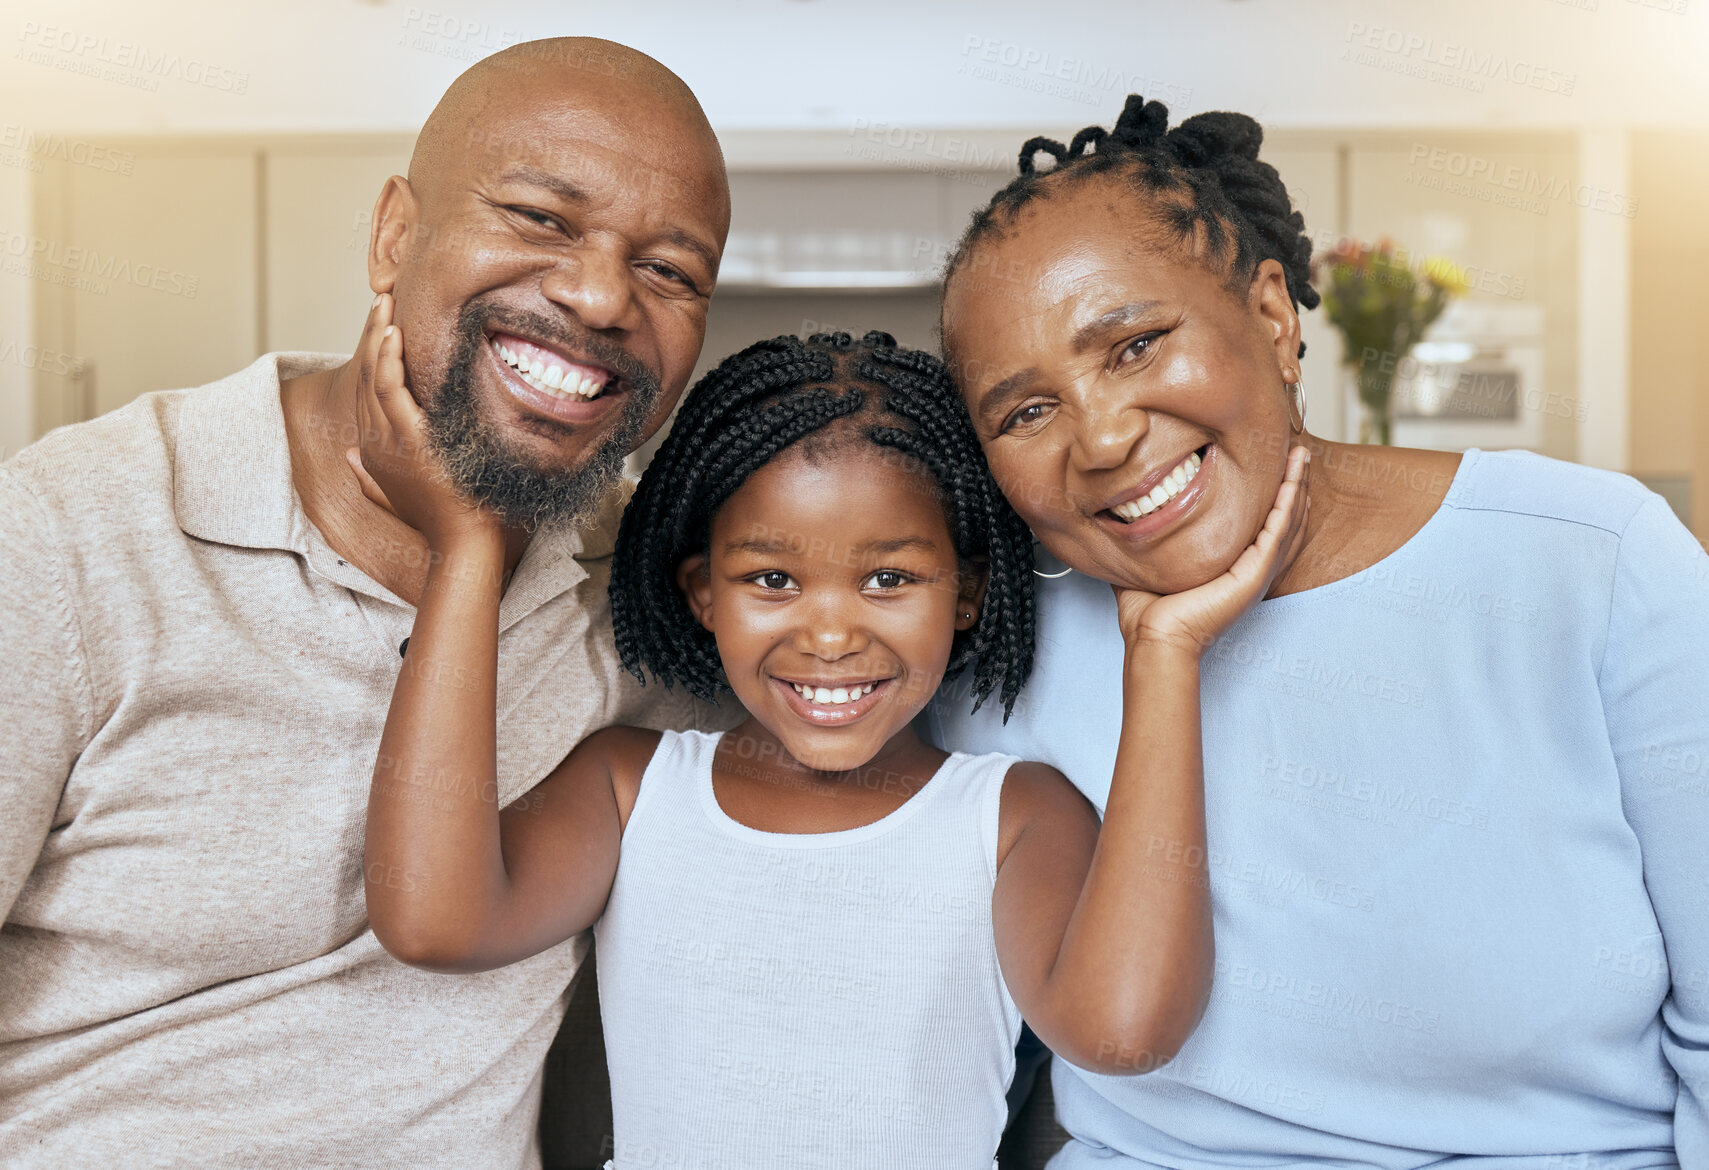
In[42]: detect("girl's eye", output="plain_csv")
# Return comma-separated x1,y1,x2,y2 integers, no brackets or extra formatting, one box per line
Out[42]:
863,570,909,591
753,571,794,591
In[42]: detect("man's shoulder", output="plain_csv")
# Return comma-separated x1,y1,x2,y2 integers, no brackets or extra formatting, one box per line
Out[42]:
3,352,341,538
2,388,189,523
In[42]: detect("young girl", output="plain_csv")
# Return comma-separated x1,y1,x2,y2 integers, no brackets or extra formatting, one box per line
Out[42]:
357,325,1306,1167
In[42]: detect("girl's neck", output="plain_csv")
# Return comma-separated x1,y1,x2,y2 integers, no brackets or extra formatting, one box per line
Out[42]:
709,718,949,835
721,717,940,786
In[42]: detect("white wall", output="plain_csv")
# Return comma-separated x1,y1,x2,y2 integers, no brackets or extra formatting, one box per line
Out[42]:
3,0,1701,466
2,0,1706,138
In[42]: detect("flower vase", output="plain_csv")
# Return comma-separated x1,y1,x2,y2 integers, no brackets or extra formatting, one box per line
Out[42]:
1351,363,1396,446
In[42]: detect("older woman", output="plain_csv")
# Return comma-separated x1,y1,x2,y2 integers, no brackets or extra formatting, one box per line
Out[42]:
930,95,1709,1166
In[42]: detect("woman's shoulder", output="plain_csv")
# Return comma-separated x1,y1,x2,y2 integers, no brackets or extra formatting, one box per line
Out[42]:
1447,448,1657,539
1440,450,1706,599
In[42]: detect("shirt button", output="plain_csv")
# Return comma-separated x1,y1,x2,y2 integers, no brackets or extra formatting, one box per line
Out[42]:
399,637,410,657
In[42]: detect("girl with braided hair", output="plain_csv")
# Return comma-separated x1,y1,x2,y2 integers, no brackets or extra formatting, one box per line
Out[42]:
353,321,1305,1166
934,95,1709,1164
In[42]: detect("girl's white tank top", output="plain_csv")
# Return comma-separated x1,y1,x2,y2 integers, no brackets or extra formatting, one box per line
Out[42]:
594,728,1023,1169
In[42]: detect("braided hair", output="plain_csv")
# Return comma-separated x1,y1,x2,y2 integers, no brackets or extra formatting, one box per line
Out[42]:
611,330,1037,719
946,94,1319,358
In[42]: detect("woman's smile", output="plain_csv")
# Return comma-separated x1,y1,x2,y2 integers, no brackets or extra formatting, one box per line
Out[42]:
1097,444,1211,539
944,179,1304,596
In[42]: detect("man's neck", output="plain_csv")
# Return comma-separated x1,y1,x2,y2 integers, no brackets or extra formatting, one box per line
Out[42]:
279,358,531,607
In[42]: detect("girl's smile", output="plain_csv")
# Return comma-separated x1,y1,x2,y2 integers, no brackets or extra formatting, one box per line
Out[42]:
771,675,894,724
679,441,983,774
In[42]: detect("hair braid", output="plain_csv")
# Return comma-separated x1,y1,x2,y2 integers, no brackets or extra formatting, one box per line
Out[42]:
945,93,1319,358
611,330,1036,719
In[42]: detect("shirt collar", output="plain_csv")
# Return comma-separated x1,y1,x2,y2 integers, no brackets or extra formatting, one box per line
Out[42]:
173,350,330,552
173,351,615,616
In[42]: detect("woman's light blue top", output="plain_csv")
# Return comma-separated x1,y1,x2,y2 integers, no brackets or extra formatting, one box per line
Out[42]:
928,449,1709,1167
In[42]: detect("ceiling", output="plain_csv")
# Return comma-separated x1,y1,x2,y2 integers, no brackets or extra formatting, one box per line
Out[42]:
4,0,1705,136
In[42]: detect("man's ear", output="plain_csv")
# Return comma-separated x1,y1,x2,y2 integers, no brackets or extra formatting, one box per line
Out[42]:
368,175,417,296
676,553,716,632
1249,257,1303,377
954,559,989,632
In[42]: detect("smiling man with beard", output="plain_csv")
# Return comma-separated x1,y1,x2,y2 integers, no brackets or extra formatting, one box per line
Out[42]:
0,38,732,1170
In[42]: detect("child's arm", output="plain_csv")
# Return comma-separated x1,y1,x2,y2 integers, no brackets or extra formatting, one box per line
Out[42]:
993,445,1310,1076
350,297,644,972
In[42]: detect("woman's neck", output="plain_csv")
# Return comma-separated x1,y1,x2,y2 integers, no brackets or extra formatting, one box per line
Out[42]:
1266,433,1463,599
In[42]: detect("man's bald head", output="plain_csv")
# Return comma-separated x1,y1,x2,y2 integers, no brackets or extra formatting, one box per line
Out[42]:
363,38,730,530
408,38,726,218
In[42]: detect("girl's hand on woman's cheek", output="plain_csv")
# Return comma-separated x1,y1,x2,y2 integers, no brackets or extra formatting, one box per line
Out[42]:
1113,444,1310,658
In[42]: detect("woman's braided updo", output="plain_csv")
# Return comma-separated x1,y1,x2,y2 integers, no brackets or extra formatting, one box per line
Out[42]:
946,94,1319,358
610,330,1037,719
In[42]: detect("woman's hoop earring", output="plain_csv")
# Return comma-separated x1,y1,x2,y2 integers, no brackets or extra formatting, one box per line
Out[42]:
1287,380,1307,435
1031,542,1074,579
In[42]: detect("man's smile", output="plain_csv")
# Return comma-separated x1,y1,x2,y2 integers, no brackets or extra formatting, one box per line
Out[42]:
488,331,615,401
480,326,629,426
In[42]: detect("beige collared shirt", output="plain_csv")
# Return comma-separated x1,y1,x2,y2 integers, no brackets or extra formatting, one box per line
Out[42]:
0,352,733,1169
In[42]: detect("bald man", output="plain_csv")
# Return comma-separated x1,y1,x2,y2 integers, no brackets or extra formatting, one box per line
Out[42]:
0,39,732,1168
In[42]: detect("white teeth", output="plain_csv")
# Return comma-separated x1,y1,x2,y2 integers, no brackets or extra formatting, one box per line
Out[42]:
490,339,606,400
1111,450,1204,523
791,682,875,705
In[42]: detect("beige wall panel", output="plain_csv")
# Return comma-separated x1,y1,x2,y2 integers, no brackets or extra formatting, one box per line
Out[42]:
1346,133,1579,461
1262,136,1343,442
64,148,257,419
1630,131,1709,538
29,157,81,440
266,143,413,356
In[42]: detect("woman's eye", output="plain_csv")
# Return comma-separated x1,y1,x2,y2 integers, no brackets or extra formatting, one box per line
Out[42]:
1002,402,1048,433
863,570,908,590
1119,331,1163,363
754,571,793,590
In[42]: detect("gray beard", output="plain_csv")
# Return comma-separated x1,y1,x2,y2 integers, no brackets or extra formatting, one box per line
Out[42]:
420,302,662,532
